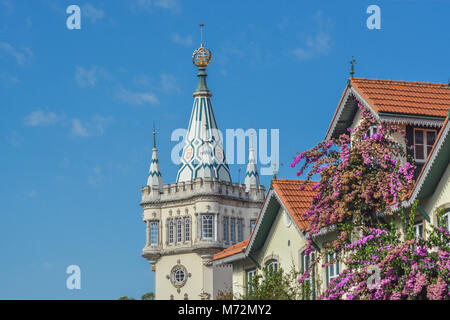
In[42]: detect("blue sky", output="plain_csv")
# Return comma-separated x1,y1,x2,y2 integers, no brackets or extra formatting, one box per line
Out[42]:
0,0,449,299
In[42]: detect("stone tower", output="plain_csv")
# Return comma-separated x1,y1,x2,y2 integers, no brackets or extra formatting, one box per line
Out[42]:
140,29,266,300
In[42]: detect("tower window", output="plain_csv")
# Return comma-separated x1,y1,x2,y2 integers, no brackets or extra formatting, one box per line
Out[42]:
176,218,182,243
201,214,214,239
173,268,185,284
223,217,229,242
184,217,190,242
230,218,236,244
168,219,174,244
150,221,158,245
237,219,244,242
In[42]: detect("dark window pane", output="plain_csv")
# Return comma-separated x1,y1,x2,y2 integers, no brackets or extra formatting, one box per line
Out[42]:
415,130,423,144
415,145,424,160
427,131,436,147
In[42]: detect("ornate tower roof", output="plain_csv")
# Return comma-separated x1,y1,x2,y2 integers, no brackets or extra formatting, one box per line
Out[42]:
176,25,232,183
244,132,260,192
147,125,163,192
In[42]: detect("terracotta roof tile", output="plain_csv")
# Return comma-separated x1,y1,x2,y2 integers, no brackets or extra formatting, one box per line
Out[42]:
212,239,249,260
272,179,317,231
351,78,450,118
213,179,317,261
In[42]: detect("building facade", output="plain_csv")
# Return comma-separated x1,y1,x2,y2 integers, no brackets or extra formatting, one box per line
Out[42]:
139,40,266,300
214,78,450,299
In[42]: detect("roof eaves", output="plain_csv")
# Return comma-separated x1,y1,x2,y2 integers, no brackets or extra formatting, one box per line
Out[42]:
405,116,450,207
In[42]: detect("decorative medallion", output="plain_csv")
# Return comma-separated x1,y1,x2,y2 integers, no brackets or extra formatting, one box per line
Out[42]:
185,147,194,161
215,146,224,162
170,263,188,289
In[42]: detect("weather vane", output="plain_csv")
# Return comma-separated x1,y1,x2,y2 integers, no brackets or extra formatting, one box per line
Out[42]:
349,56,357,78
192,24,212,68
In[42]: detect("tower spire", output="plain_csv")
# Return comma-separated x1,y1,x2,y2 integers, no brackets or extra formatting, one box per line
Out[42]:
147,125,163,192
244,131,260,192
176,25,231,183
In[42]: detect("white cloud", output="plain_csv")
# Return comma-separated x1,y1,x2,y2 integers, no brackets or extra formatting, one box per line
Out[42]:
25,109,112,138
116,88,159,106
26,189,37,197
0,42,33,65
88,166,104,185
71,119,89,137
131,0,180,12
1,0,13,14
8,131,24,147
292,11,332,61
24,110,63,127
70,116,113,137
75,66,107,87
171,33,192,47
82,4,104,23
133,73,180,93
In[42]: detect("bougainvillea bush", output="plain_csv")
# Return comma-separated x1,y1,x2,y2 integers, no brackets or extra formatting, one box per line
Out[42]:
319,207,449,300
291,100,449,300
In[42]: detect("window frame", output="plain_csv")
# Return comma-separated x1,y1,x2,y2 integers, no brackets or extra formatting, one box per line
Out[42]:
230,218,236,244
223,217,229,243
168,218,174,244
264,258,279,273
326,252,340,285
237,218,244,242
413,128,437,163
413,221,424,239
201,214,214,240
150,221,159,246
301,250,316,300
246,268,257,295
176,218,183,243
184,216,190,242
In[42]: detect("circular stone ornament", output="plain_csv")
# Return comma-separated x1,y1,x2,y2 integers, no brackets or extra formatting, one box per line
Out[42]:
170,264,188,289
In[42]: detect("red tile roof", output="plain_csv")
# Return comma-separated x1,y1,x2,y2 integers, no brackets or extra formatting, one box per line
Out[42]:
350,78,450,118
272,179,317,231
213,239,248,260
213,179,317,261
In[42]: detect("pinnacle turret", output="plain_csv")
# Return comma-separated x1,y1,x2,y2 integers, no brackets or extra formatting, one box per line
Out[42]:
147,125,163,192
244,132,260,192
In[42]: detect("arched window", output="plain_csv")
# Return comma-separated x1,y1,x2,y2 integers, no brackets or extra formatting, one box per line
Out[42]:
265,258,278,273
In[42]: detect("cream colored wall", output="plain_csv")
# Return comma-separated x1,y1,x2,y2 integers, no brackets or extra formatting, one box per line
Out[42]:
230,207,308,298
144,196,261,300
255,207,306,271
421,163,450,227
154,252,205,300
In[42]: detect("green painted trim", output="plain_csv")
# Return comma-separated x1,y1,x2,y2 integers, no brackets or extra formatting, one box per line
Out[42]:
248,253,261,269
311,239,321,252
378,112,445,120
417,205,430,222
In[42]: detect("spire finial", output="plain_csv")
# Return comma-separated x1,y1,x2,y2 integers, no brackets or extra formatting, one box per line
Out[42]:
192,24,212,68
152,122,156,149
200,23,204,47
349,56,356,78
